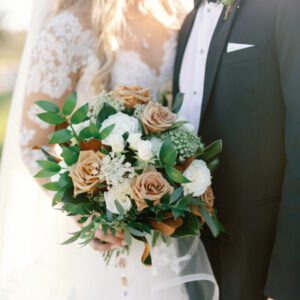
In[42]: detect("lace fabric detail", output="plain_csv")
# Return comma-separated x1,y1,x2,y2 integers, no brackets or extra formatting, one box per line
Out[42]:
26,11,95,99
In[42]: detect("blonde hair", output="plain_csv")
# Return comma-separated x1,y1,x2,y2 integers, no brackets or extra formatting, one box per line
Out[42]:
55,0,191,92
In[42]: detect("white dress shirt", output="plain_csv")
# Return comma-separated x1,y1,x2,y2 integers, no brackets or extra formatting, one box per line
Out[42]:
179,1,223,130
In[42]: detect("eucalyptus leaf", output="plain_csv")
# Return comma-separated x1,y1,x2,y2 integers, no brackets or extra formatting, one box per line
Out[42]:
202,140,223,163
48,129,73,144
199,207,220,238
71,103,89,124
172,93,184,113
35,100,59,113
37,112,65,125
159,139,177,166
170,186,184,204
37,160,61,172
96,103,117,127
99,124,115,140
43,182,60,191
61,231,81,245
114,200,125,215
52,191,64,206
62,93,77,116
61,146,79,166
34,169,59,178
165,166,191,184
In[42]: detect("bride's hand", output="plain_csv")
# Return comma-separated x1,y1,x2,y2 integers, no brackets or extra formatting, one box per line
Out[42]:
91,229,125,252
74,215,125,252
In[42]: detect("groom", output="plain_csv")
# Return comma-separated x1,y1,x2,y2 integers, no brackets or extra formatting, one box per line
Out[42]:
174,0,300,299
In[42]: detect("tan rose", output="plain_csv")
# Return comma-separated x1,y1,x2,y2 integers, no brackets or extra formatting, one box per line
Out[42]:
113,85,151,109
69,150,105,197
131,170,174,211
140,102,177,134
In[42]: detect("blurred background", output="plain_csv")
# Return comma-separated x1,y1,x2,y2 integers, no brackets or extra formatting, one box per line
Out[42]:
0,0,33,159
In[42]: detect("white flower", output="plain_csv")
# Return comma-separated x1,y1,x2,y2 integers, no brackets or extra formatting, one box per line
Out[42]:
101,112,140,137
128,133,142,150
136,140,153,161
182,160,211,197
150,137,163,157
104,181,132,214
103,134,125,153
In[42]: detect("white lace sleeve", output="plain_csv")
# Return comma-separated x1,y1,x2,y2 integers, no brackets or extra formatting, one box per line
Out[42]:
21,11,94,174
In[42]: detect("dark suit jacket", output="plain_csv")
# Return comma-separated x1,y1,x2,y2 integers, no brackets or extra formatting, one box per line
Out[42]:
173,0,300,299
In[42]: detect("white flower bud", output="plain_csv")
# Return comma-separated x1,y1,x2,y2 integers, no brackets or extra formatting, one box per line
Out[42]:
128,133,142,150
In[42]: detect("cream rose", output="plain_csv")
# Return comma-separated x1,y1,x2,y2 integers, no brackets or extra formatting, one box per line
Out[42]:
103,134,125,153
131,170,174,211
104,181,132,214
140,102,176,134
136,140,153,161
182,160,211,197
113,85,151,109
69,150,105,197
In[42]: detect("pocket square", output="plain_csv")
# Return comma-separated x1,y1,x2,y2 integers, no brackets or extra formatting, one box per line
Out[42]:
227,43,255,53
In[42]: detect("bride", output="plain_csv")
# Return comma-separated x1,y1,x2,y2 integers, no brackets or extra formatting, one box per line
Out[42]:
0,0,218,299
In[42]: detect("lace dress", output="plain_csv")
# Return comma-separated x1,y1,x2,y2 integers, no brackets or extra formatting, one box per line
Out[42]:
11,11,192,300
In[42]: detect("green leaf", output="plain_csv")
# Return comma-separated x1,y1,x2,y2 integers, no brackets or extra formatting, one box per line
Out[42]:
37,112,65,125
34,169,58,178
48,129,73,144
114,200,125,215
96,103,117,127
79,127,92,140
43,182,60,191
70,103,89,124
99,124,115,140
160,139,177,166
207,159,220,173
61,231,81,245
129,227,146,237
170,187,184,204
124,227,133,246
57,172,73,189
37,160,61,172
202,140,223,163
199,207,220,238
62,93,77,116
175,194,194,209
152,231,160,247
52,191,64,206
172,93,184,113
171,213,200,238
89,122,100,138
165,166,191,184
61,146,79,166
35,100,59,113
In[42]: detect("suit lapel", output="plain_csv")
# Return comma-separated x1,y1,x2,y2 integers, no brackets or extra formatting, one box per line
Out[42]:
200,0,243,123
173,8,198,97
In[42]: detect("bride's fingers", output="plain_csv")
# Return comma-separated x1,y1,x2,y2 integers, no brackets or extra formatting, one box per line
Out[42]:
90,238,112,252
94,229,124,246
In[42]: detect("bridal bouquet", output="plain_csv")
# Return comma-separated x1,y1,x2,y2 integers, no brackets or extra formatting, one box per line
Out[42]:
34,85,223,265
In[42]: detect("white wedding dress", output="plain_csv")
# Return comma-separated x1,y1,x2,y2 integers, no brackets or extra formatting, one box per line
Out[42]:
0,5,218,300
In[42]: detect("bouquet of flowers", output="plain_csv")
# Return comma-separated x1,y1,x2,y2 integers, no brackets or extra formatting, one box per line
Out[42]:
34,85,223,265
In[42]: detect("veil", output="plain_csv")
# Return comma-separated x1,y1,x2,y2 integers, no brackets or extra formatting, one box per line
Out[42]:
0,1,219,299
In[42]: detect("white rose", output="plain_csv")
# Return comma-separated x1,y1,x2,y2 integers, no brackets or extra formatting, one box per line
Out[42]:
149,137,163,157
101,112,140,137
136,140,153,161
128,133,142,150
103,134,125,153
104,181,132,214
182,160,211,197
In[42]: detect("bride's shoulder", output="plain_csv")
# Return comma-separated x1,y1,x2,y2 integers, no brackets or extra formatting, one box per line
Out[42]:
41,5,92,41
